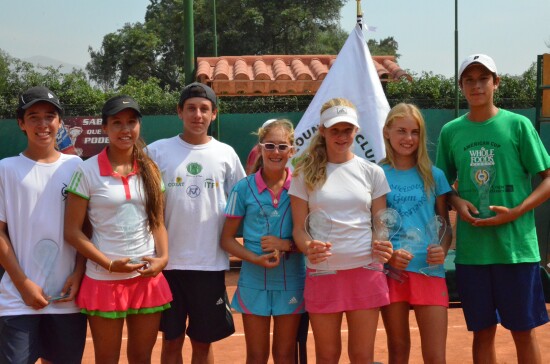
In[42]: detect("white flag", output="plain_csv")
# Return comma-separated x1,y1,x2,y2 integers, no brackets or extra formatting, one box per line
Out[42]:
293,24,390,164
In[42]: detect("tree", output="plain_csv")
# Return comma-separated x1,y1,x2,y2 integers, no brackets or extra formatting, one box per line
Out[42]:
386,72,455,109
367,37,400,58
194,0,347,55
87,0,348,90
87,23,163,91
116,77,179,115
0,49,104,118
496,63,537,109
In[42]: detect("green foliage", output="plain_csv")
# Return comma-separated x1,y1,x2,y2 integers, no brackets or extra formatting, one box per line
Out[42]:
220,95,314,114
115,77,179,115
386,72,457,109
87,0,347,90
0,51,103,118
198,0,346,55
87,23,164,91
58,70,105,116
385,67,537,110
367,37,400,58
495,63,537,109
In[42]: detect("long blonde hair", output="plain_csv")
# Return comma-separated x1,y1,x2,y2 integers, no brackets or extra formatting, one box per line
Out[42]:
251,119,295,174
380,103,435,195
293,98,356,191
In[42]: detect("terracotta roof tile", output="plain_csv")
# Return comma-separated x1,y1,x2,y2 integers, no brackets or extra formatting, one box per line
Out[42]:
196,55,411,96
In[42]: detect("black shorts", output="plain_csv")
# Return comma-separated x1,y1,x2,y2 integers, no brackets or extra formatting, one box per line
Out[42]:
0,313,87,364
160,270,235,342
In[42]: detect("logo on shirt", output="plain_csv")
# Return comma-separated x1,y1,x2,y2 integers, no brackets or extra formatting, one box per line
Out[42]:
186,162,203,176
167,176,185,188
61,182,68,201
204,178,219,189
469,147,495,167
186,185,201,198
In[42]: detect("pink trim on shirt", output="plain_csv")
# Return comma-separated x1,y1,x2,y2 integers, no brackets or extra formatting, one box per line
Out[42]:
97,147,138,200
254,167,292,207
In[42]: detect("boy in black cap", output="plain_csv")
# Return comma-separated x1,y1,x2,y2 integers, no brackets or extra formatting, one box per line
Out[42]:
148,82,245,363
436,54,550,363
0,86,87,363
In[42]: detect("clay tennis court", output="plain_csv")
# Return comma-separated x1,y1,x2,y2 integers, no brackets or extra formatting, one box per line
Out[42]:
76,268,550,364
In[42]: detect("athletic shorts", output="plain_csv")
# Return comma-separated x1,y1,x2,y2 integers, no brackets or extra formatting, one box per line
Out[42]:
160,270,235,342
304,267,389,313
387,271,449,307
456,263,549,332
0,313,86,364
231,286,305,316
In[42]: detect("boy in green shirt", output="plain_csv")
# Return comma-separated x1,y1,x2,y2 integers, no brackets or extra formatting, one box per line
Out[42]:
436,54,550,364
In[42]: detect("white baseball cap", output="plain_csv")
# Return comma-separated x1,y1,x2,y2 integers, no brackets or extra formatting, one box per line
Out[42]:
458,54,498,81
320,106,359,129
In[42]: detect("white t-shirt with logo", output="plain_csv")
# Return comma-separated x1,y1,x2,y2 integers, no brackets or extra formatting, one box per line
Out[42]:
0,153,82,316
66,148,156,280
147,136,245,271
289,156,390,270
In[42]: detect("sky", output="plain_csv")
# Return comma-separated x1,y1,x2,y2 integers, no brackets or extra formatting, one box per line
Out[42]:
1,0,549,77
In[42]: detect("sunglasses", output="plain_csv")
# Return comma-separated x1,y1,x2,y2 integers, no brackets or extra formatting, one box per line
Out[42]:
259,143,293,152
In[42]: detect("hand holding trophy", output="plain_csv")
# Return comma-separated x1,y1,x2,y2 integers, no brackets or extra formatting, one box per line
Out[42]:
420,215,448,276
470,165,496,218
305,209,336,276
388,227,423,283
365,208,401,273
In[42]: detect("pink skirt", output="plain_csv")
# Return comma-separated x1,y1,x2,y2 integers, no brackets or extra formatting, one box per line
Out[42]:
77,273,173,318
304,267,389,313
387,271,449,307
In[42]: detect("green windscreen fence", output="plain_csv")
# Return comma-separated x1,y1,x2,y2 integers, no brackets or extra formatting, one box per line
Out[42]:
0,109,537,165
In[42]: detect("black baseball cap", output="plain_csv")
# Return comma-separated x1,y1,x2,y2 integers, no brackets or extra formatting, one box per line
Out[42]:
18,86,63,115
102,95,142,118
179,82,217,108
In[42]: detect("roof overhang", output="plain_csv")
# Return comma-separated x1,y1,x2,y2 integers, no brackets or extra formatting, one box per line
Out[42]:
196,55,411,96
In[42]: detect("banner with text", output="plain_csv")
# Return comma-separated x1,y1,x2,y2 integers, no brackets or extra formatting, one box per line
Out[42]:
59,117,108,158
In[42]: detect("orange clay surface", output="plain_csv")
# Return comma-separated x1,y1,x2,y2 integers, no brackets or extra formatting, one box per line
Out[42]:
72,268,550,364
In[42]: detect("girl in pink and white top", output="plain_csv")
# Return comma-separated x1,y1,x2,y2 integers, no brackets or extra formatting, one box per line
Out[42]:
289,97,393,363
65,95,172,363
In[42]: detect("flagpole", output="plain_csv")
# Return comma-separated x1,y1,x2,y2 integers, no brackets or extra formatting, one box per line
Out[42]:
454,0,459,117
356,0,363,28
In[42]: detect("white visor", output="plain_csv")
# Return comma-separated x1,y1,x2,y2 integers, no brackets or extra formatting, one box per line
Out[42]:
320,106,359,129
